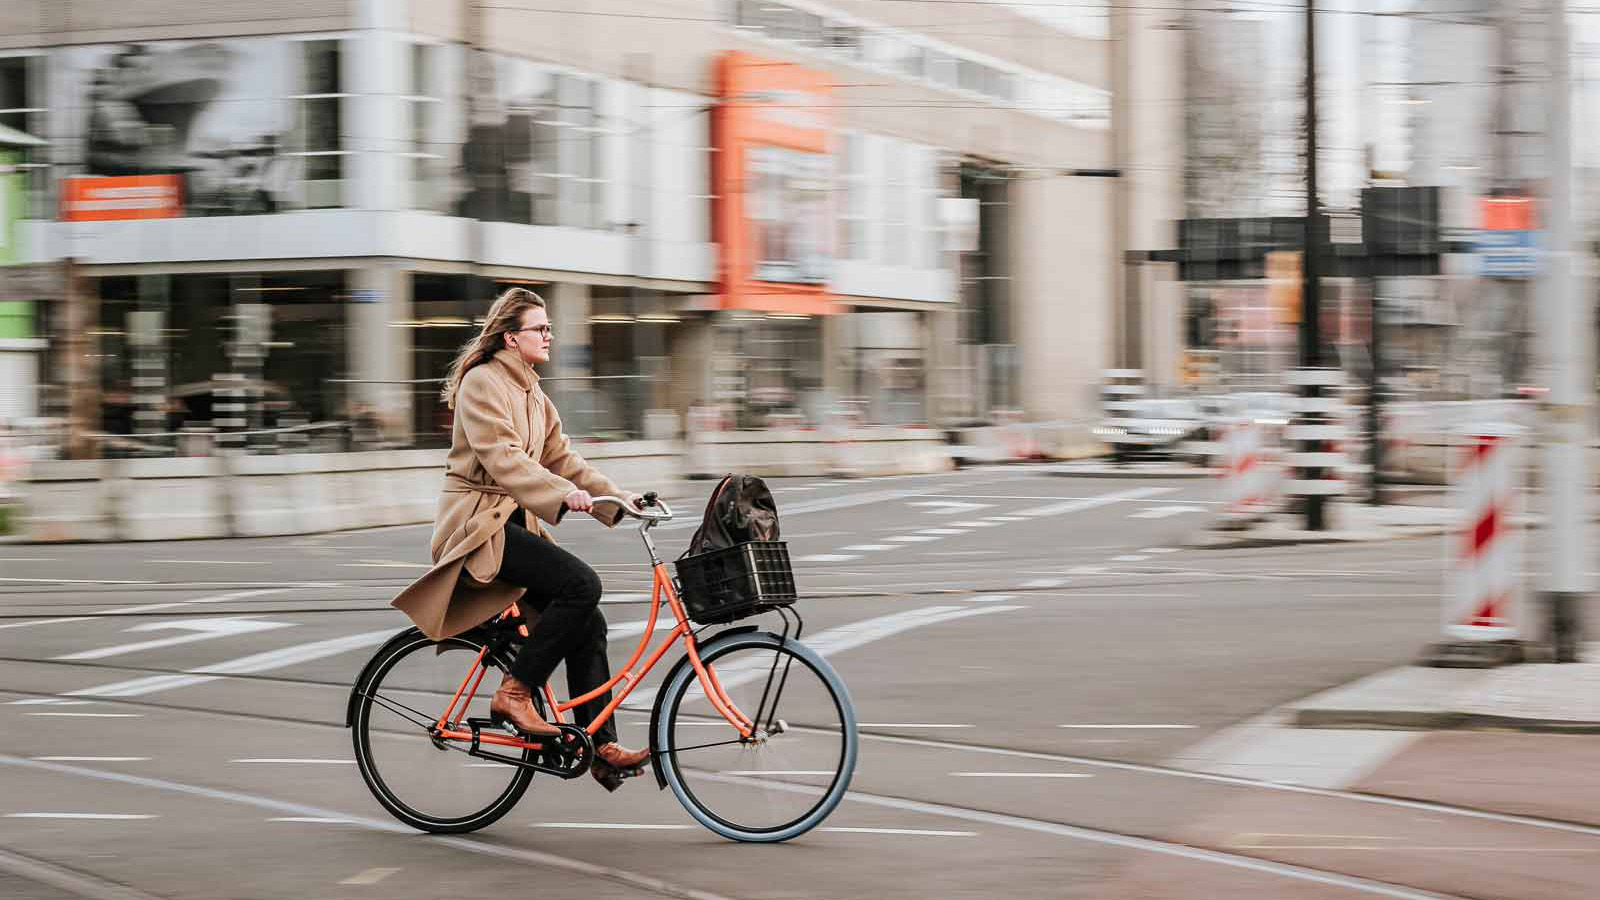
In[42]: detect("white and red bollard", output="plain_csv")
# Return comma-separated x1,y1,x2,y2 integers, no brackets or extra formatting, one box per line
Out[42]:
1215,417,1279,525
1444,425,1524,643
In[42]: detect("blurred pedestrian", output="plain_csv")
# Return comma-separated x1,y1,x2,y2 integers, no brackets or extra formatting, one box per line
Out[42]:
389,287,651,791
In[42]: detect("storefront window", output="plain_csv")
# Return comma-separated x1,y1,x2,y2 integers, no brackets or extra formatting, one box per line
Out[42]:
0,55,47,217
749,146,830,284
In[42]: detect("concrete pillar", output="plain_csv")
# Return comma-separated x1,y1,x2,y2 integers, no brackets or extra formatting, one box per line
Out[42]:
1013,174,1115,423
547,281,592,380
821,309,853,401
924,307,961,425
348,261,412,443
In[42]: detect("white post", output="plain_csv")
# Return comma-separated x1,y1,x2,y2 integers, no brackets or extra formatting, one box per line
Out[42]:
1541,0,1587,661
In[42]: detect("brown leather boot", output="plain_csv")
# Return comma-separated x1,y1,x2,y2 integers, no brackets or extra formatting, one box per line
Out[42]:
591,742,651,792
488,672,560,737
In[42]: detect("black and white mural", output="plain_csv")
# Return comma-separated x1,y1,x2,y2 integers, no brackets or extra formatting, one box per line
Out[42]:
55,37,328,215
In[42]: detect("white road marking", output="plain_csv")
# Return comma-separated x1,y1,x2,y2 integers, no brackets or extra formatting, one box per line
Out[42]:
231,758,355,765
1129,505,1205,519
600,592,652,604
1013,486,1178,518
1057,724,1196,729
5,813,155,820
339,868,401,886
0,616,94,632
30,757,149,762
340,560,431,569
1066,566,1108,575
1021,578,1067,589
719,770,837,776
907,500,992,515
983,516,1025,523
95,588,290,616
0,577,155,585
54,617,295,662
269,817,354,824
821,827,977,837
916,529,968,536
886,535,941,543
0,557,58,562
1141,548,1181,554
950,772,1093,779
532,822,691,830
607,618,679,639
839,544,898,552
858,723,974,729
950,520,1000,528
1110,555,1148,563
10,699,93,706
148,560,269,566
796,554,862,563
963,594,1017,604
67,628,396,698
27,713,143,718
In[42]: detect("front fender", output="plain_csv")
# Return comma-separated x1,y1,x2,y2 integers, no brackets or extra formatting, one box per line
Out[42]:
646,625,760,789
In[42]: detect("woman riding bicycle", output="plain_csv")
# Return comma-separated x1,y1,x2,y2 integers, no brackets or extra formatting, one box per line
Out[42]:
391,287,650,791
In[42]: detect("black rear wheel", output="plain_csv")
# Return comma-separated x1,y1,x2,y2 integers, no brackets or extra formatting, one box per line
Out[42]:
351,631,535,833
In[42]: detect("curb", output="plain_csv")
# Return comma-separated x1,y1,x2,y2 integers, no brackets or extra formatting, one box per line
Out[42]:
1293,707,1600,734
1180,523,1453,550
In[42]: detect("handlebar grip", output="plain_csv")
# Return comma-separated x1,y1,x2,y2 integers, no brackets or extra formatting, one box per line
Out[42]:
641,491,659,507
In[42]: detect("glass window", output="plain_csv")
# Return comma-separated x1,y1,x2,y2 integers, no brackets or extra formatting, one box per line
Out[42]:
407,43,446,212
958,60,985,94
750,145,831,284
882,140,904,267
825,22,864,60
925,50,958,88
293,40,349,209
836,131,866,260
0,55,46,217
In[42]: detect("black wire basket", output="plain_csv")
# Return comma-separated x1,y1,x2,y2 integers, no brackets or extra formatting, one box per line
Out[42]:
674,541,797,625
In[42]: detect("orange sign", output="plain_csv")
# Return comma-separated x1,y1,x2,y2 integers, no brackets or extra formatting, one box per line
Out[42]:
712,51,834,315
1479,196,1533,230
61,175,183,221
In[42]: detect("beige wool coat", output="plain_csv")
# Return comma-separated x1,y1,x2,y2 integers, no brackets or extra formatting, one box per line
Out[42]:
392,348,625,640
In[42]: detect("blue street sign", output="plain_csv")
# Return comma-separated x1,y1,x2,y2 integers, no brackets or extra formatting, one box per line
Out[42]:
1475,228,1537,278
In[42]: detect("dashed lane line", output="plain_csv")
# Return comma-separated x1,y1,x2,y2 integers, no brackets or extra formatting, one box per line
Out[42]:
796,553,863,563
64,629,398,699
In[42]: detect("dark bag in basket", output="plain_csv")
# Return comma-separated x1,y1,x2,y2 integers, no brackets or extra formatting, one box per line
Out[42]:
675,474,793,624
681,474,779,556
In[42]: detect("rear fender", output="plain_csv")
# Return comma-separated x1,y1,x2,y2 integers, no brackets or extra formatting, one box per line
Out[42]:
647,625,760,789
344,625,501,728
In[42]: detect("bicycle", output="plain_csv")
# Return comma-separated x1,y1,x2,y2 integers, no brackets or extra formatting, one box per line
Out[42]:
347,494,859,842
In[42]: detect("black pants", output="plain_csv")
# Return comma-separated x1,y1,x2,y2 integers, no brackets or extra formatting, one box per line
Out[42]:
495,508,617,745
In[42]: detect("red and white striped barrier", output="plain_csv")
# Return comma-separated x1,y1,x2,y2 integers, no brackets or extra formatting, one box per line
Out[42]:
1217,418,1277,522
1445,425,1524,641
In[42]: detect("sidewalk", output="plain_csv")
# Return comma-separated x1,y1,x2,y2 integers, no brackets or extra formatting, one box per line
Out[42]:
1088,652,1600,899
1291,648,1600,732
1181,502,1461,549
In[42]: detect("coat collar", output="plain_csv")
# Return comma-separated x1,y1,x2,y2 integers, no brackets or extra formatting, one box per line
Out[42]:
490,348,539,393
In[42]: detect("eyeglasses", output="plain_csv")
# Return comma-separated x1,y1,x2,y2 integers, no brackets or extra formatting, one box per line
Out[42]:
511,325,553,338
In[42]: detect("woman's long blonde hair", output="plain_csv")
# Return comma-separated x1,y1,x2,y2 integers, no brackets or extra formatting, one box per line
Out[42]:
441,287,547,408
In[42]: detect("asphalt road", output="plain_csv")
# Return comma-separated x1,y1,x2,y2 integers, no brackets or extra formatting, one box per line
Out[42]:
0,465,1592,899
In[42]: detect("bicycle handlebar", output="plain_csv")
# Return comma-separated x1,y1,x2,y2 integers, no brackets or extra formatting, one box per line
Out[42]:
590,494,673,523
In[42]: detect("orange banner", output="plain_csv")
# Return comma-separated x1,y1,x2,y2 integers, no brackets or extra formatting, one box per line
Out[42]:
61,174,183,221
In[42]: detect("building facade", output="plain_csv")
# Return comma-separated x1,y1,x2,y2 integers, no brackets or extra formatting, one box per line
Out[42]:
3,0,1176,447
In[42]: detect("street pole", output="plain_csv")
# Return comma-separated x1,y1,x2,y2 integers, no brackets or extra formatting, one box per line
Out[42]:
1541,0,1586,662
1301,0,1327,530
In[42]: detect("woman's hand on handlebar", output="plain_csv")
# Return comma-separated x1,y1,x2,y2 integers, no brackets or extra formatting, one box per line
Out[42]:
564,489,594,513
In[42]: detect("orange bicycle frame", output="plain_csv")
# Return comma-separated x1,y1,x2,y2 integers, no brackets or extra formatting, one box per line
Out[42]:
431,558,755,752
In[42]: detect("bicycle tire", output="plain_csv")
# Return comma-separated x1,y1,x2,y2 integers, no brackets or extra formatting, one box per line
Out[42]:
654,631,858,842
351,629,535,834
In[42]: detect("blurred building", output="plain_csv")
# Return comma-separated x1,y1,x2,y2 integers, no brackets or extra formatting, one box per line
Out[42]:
1,0,1182,446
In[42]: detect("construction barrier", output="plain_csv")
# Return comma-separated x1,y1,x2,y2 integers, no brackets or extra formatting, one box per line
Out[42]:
1445,425,1524,641
1216,417,1278,524
1285,368,1348,506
